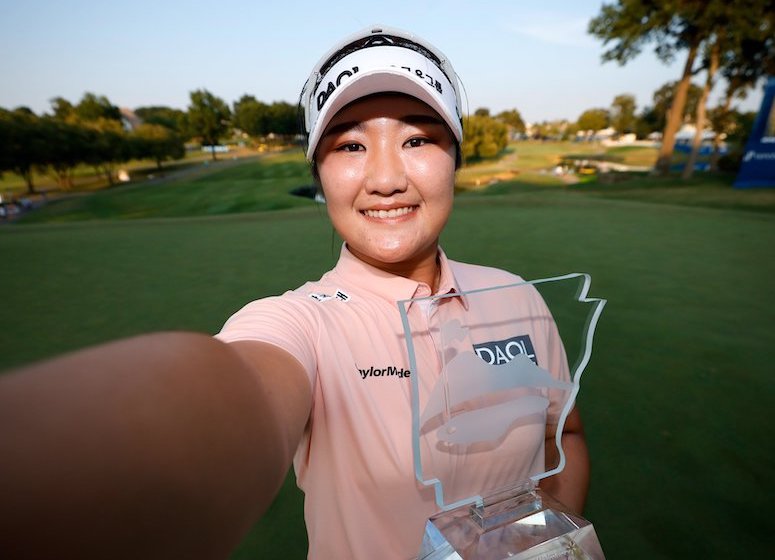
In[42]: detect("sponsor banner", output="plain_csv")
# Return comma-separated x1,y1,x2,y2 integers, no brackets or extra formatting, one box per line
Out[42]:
735,77,775,189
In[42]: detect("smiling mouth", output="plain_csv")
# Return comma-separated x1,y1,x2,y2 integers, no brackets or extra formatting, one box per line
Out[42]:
362,206,417,219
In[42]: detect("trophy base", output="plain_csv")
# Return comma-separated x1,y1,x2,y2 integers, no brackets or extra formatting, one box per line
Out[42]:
418,485,605,560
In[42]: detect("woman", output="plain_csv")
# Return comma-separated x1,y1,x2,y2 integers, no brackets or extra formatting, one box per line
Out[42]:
0,26,588,560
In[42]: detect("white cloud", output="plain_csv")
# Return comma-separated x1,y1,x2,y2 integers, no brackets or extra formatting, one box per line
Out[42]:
505,17,596,48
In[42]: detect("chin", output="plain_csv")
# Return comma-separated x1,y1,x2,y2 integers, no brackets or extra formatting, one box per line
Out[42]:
366,248,408,264
362,240,435,266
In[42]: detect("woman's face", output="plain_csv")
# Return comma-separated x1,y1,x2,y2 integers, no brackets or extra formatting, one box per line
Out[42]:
316,94,457,275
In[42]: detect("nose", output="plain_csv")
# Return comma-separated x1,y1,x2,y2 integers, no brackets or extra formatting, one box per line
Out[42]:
364,142,408,195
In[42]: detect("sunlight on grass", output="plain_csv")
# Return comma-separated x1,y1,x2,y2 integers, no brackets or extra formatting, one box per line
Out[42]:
455,141,650,191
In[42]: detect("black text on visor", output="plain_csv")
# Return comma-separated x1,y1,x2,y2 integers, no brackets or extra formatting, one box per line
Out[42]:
301,27,464,160
314,34,452,93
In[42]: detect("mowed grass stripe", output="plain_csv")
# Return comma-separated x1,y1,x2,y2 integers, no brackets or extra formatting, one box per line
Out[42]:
15,152,318,223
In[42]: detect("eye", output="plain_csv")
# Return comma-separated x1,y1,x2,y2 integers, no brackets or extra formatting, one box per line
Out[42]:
405,137,430,148
336,142,364,152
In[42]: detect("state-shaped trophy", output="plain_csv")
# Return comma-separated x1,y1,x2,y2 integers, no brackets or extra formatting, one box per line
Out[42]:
397,273,606,560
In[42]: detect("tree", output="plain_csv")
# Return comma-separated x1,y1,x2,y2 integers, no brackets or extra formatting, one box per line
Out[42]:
719,31,775,105
589,1,708,174
576,108,610,134
707,106,748,171
634,106,657,139
134,106,187,133
39,117,89,190
75,93,122,123
495,109,526,134
590,0,775,176
0,108,48,194
82,119,133,186
132,124,185,171
461,115,508,161
530,119,575,140
683,3,773,178
266,102,297,136
50,97,76,122
232,95,270,138
45,94,132,187
682,37,720,179
725,111,758,147
707,11,775,171
474,107,490,117
232,98,297,141
650,80,703,132
636,81,703,139
187,89,231,160
610,94,637,134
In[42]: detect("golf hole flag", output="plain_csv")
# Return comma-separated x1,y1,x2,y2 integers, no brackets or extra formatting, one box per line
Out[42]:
735,77,775,188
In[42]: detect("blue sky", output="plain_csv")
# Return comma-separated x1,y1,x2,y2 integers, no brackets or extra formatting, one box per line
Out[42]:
0,0,764,123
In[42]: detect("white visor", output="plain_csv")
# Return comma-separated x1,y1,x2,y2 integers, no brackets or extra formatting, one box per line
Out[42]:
301,26,463,161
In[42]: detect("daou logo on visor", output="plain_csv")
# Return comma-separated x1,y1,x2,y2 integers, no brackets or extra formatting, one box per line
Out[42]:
316,66,360,110
311,45,456,119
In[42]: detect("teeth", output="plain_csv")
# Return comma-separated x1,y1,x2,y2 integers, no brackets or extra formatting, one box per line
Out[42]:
363,207,415,219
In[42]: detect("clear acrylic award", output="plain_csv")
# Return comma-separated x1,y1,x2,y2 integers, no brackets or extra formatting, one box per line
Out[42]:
397,273,606,559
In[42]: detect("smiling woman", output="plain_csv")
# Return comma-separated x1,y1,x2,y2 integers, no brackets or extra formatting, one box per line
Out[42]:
316,93,457,283
0,25,589,560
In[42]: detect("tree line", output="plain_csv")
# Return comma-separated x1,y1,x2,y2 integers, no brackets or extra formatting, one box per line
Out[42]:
4,0,773,193
0,94,185,193
0,90,299,195
534,81,755,155
2,78,762,195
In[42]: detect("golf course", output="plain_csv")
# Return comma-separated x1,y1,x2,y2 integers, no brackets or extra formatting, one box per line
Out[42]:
1,143,773,559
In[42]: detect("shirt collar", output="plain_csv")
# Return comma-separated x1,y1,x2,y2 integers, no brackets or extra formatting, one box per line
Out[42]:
332,244,467,309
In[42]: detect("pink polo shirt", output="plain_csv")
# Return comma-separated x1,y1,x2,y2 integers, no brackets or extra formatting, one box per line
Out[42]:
216,245,569,559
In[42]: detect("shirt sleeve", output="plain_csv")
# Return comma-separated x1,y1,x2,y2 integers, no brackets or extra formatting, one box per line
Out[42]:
214,294,319,387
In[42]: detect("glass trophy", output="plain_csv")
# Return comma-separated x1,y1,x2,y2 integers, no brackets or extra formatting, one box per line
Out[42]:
397,273,606,560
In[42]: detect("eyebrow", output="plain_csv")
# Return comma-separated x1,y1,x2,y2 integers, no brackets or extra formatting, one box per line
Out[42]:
321,120,365,139
402,114,446,128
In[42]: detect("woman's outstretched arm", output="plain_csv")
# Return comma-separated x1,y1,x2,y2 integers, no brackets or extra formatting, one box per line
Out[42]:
0,332,311,559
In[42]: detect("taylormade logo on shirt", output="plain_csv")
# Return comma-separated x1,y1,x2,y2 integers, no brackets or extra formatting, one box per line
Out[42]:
358,365,411,380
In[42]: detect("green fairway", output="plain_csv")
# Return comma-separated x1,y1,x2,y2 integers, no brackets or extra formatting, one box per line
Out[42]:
1,152,773,558
14,151,318,224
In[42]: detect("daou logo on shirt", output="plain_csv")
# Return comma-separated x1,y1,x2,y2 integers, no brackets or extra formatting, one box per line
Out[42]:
473,335,538,366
